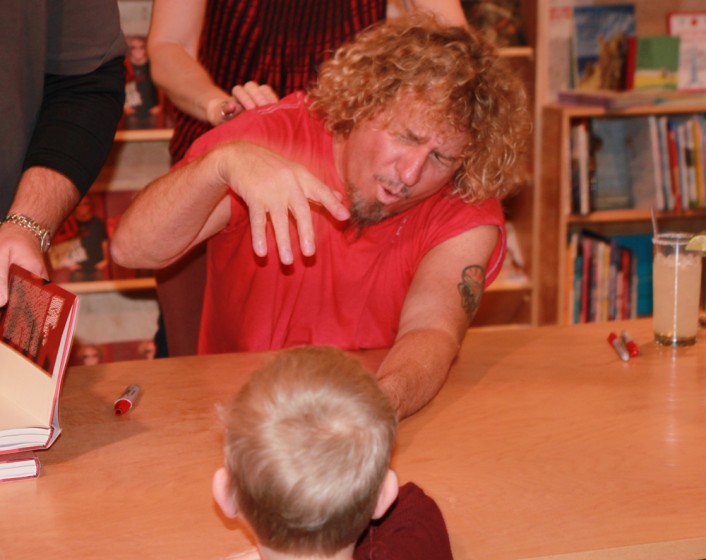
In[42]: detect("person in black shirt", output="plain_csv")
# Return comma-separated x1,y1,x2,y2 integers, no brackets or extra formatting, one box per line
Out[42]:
0,0,126,304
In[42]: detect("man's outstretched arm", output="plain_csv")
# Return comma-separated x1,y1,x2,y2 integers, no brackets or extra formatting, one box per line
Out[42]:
376,225,497,419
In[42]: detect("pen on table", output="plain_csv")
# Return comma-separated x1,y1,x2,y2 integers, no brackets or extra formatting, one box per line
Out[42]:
620,330,639,357
607,332,630,362
114,384,141,415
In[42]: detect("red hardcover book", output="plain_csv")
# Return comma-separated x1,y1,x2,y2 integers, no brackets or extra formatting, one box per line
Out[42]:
580,235,593,323
620,246,632,320
0,265,79,456
624,36,636,90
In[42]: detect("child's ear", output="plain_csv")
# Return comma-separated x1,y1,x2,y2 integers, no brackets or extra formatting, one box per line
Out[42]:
372,470,399,519
212,466,239,518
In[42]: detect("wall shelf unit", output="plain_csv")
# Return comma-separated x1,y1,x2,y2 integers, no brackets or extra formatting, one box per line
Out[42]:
538,101,706,325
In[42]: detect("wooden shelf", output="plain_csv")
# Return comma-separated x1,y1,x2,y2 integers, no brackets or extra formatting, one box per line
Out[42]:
538,98,706,325
60,277,156,295
487,277,532,293
499,46,534,59
114,128,173,142
567,208,706,224
547,102,706,118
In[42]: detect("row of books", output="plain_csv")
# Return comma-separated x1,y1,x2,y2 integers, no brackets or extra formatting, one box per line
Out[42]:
570,5,705,93
570,113,706,215
565,231,653,325
47,190,151,284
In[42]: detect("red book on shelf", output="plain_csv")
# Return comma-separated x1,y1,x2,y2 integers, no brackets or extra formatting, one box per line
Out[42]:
580,235,592,324
624,36,636,90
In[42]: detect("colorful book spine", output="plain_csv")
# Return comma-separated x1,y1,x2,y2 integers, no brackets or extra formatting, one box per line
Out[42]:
691,115,706,206
648,115,665,210
657,116,675,210
666,119,682,210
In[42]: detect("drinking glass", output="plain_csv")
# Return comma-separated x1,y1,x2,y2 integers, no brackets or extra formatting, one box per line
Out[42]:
652,233,703,346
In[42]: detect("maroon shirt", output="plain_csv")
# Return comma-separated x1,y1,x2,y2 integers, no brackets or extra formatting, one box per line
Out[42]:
355,483,454,560
169,0,386,163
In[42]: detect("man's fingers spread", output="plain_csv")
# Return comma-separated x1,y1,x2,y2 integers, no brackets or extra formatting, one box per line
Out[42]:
269,209,294,265
249,208,268,257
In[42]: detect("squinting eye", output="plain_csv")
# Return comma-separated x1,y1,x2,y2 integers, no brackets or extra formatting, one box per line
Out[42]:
432,153,454,167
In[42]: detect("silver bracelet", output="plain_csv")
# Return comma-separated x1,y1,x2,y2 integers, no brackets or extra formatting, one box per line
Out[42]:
2,213,52,253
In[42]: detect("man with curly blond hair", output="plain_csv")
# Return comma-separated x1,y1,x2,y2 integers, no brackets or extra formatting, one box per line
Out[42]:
112,14,530,418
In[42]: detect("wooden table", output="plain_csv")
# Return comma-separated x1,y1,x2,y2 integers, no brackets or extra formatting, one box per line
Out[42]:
2,318,706,559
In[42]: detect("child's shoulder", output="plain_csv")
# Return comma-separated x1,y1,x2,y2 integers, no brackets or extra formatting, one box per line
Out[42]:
354,482,453,560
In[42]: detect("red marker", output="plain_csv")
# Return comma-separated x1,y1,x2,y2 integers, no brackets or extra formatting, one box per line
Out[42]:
620,330,639,357
114,384,141,415
607,332,630,362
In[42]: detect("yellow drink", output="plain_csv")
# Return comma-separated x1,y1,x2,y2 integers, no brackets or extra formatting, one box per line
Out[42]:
653,233,703,346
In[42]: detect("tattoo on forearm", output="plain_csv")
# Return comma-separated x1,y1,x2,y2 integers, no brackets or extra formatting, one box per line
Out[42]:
457,265,486,324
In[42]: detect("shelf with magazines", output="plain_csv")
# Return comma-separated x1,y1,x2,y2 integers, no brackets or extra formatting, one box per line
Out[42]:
532,0,706,325
537,101,706,326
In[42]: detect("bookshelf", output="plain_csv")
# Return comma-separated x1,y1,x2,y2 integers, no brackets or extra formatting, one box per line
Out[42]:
534,0,706,325
538,104,706,325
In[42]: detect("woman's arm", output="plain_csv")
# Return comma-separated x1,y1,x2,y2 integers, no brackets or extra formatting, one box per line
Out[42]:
148,0,278,126
406,0,468,26
147,0,231,125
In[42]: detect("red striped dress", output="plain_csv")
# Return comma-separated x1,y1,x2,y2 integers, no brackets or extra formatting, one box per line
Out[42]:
168,0,386,163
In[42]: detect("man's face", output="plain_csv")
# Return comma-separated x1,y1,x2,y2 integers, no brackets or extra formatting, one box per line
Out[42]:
333,98,468,227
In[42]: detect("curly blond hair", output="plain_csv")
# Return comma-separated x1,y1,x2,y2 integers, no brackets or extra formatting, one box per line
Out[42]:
308,13,531,202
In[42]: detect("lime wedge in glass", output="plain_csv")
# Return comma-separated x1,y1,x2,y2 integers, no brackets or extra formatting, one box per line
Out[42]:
686,234,706,252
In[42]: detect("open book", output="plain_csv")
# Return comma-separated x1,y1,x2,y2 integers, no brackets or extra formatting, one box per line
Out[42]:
0,265,79,460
